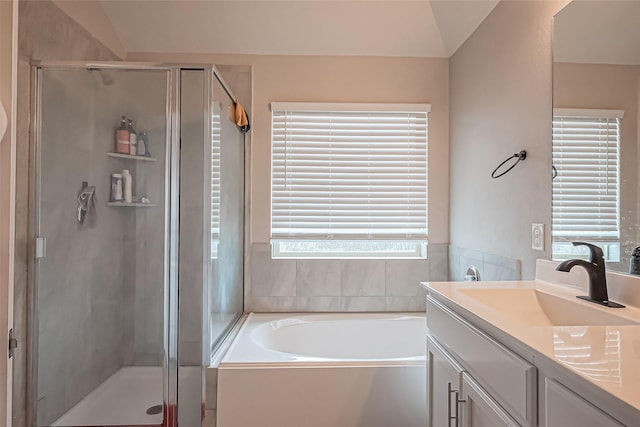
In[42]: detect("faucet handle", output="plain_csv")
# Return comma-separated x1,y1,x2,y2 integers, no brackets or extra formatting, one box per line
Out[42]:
571,241,604,264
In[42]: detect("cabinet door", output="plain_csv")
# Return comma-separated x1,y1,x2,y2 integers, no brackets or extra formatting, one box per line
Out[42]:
427,336,464,427
460,373,520,427
545,379,624,427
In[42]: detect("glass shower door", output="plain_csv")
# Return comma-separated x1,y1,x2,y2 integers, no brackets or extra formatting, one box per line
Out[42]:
32,66,171,427
176,67,245,427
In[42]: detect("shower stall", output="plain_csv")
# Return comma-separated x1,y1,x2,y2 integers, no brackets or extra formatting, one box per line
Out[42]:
28,63,245,427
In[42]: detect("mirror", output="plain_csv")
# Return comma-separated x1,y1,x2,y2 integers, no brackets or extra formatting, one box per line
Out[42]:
552,0,640,274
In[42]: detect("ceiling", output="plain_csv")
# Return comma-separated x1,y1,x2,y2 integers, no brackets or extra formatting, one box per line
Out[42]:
96,0,500,58
553,0,640,65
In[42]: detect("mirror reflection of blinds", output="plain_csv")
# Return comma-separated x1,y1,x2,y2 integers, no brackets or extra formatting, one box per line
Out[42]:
552,111,622,241
270,103,429,240
211,109,221,241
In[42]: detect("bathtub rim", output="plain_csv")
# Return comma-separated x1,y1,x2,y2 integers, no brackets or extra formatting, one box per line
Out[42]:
219,312,427,368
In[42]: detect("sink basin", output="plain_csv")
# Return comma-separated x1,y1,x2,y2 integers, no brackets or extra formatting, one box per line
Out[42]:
457,288,638,327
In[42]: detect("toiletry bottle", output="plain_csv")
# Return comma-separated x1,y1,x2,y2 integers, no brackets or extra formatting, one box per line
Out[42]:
137,131,146,156
139,131,150,157
110,173,124,202
128,119,137,156
116,116,130,154
122,169,133,203
630,246,640,275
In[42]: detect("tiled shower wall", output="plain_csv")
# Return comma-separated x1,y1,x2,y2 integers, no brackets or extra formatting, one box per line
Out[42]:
246,243,449,312
13,2,121,427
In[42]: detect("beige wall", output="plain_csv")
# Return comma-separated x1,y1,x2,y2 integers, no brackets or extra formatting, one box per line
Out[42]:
0,0,17,424
51,0,125,59
554,62,640,272
449,0,569,280
131,53,450,246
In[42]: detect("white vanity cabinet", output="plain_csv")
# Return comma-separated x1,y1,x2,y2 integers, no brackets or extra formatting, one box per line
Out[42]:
544,379,624,427
427,335,520,427
427,335,464,427
426,296,537,427
460,373,520,427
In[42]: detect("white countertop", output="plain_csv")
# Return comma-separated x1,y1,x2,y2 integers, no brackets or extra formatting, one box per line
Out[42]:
421,279,640,418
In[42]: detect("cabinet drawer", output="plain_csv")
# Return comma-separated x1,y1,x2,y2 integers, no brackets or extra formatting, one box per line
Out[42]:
427,296,537,427
545,379,624,427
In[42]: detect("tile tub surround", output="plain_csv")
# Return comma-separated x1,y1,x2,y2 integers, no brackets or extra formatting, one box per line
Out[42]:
246,243,448,312
448,244,521,282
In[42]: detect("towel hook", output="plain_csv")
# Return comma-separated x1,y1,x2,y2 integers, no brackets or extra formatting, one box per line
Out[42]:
491,150,527,179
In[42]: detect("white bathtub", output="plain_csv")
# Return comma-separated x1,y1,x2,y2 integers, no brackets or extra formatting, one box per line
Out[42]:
217,313,426,427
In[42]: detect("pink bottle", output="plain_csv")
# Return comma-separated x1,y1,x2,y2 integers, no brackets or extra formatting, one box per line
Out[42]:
116,116,130,154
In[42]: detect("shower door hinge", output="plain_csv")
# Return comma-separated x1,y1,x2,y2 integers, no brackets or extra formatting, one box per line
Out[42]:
8,329,17,359
35,236,46,259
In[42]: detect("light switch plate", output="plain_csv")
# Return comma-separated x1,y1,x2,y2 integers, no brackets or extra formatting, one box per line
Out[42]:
532,224,544,251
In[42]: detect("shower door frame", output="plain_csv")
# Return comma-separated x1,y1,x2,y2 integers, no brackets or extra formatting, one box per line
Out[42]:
27,61,218,427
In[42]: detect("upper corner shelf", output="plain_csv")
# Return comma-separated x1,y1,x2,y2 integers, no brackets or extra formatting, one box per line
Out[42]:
108,152,157,162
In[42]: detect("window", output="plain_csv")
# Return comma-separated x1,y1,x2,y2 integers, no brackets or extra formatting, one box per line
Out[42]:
552,108,623,261
270,102,429,259
211,105,221,259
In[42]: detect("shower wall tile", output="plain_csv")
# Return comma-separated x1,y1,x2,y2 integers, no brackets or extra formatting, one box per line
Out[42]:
36,386,67,427
448,245,462,281
297,260,341,296
340,297,387,312
385,259,429,297
296,297,341,312
15,1,125,422
248,243,441,312
250,246,296,297
386,295,427,312
340,260,386,296
428,243,449,281
458,247,484,280
448,245,521,283
482,252,521,281
250,296,297,312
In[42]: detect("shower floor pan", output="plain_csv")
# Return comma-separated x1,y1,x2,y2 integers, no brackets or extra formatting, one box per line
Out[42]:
52,367,163,426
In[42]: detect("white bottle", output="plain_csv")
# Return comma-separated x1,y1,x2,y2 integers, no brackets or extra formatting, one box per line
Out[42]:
128,119,137,156
122,169,133,203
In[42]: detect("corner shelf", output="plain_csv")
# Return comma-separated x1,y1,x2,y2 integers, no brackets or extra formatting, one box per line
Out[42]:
106,202,156,208
108,153,157,162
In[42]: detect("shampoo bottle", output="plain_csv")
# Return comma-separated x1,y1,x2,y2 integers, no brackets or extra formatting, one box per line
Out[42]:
116,116,130,154
122,169,132,203
128,119,137,156
110,173,123,202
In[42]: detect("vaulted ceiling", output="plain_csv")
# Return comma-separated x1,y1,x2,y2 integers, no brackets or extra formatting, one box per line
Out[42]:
90,0,501,58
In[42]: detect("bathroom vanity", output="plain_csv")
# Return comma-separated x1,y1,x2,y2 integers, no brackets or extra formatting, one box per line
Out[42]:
421,268,640,427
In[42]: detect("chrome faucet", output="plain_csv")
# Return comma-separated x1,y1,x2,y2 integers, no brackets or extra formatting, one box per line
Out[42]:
555,242,625,308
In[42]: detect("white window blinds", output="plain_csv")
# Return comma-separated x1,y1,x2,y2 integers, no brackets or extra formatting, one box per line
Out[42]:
211,106,221,246
552,109,622,242
270,102,429,240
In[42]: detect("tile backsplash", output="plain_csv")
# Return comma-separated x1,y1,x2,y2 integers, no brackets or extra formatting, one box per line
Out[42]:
448,245,521,282
246,243,449,312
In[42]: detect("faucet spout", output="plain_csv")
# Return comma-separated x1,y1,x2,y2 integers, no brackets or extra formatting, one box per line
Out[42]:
554,241,624,308
556,257,608,302
556,258,593,273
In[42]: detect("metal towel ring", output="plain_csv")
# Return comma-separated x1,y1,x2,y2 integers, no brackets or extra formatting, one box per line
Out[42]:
491,150,527,179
